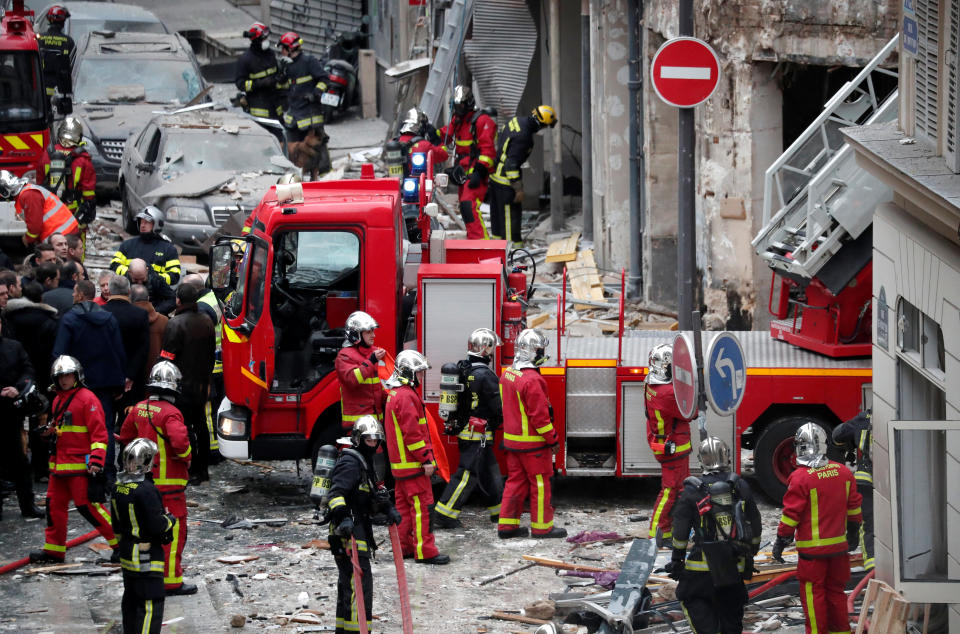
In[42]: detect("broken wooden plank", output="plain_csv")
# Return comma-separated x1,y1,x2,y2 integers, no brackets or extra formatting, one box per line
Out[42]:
527,312,554,329
567,249,605,309
25,562,84,575
489,611,550,626
521,554,618,573
478,562,537,586
545,230,580,263
216,554,260,565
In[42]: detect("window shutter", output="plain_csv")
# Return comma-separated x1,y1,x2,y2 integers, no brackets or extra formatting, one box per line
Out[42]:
944,0,960,172
914,0,940,143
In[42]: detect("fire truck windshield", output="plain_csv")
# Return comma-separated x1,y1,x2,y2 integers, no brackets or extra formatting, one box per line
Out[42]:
278,230,360,288
0,51,45,125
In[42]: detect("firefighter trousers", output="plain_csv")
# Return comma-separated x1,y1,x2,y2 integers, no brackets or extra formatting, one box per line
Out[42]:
394,475,439,560
797,554,852,634
458,180,489,239
121,589,164,634
676,571,747,634
650,457,690,541
160,491,187,590
860,486,874,571
43,474,117,559
499,449,555,535
331,551,372,634
435,439,503,520
488,181,522,245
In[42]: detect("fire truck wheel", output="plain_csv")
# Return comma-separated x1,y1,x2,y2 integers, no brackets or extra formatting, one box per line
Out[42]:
753,415,833,503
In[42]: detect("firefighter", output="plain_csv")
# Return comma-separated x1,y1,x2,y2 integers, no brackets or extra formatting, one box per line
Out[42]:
831,409,874,571
335,311,385,432
773,423,862,634
117,361,196,596
277,31,330,181
38,5,75,113
645,343,695,547
384,350,450,564
327,416,402,634
498,328,567,539
438,85,496,239
46,117,96,260
235,23,284,123
112,438,176,634
488,105,557,247
394,107,449,177
666,437,762,634
433,328,504,528
0,170,78,247
109,207,182,287
30,355,118,564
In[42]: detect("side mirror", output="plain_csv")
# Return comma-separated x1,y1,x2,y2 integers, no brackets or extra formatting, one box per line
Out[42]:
424,202,439,218
209,243,236,293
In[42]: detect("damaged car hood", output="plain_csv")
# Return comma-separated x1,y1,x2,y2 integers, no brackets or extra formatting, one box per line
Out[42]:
148,171,284,208
77,103,164,143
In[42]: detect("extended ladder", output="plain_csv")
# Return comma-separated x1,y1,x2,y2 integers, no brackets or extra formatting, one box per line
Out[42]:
418,0,474,125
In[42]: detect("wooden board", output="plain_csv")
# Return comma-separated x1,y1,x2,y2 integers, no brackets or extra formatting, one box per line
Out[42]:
567,248,605,310
521,554,617,573
545,231,580,263
527,312,555,329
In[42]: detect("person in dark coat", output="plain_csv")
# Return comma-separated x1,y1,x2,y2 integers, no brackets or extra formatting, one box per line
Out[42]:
161,284,215,484
131,284,168,386
127,259,175,316
102,275,149,410
52,279,126,484
43,260,83,316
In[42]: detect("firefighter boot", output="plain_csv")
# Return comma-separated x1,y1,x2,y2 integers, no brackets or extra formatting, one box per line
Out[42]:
534,527,568,539
431,509,461,529
498,527,530,539
29,551,63,564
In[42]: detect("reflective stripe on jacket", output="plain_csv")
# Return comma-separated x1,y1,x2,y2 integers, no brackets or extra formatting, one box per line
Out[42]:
118,398,192,490
15,184,78,243
335,343,384,425
385,384,434,479
644,381,693,462
499,367,557,452
777,460,863,557
49,386,107,474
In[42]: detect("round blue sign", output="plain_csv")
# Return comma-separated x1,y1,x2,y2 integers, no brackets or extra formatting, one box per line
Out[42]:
704,332,747,416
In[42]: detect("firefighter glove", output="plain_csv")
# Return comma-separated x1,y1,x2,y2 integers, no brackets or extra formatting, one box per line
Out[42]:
335,517,354,538
467,163,487,188
772,535,792,563
664,441,677,456
846,522,860,552
369,353,379,364
161,514,177,544
76,200,96,225
387,506,402,526
425,125,441,145
663,559,684,580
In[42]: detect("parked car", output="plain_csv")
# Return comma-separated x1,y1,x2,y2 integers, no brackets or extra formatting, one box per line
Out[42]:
71,31,207,196
119,108,295,253
34,2,167,45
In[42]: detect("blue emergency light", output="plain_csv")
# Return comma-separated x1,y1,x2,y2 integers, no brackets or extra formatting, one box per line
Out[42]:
409,152,427,176
401,177,420,203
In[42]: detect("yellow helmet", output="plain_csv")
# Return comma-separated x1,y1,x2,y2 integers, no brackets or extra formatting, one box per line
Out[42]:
532,105,557,128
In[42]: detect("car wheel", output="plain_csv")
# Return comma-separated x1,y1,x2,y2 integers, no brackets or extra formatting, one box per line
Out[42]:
120,182,137,234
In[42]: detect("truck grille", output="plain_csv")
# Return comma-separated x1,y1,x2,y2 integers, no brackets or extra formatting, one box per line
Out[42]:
211,205,246,227
99,139,125,163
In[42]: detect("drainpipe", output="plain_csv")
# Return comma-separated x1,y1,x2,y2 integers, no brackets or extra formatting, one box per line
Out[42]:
549,0,563,231
627,0,644,298
581,0,593,244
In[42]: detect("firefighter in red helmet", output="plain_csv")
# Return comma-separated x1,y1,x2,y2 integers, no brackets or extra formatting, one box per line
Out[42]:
235,23,285,128
277,31,331,181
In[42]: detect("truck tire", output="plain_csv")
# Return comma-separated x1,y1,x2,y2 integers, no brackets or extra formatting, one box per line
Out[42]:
754,415,834,502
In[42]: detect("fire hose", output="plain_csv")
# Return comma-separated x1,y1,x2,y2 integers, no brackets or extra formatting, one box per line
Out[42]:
0,528,101,575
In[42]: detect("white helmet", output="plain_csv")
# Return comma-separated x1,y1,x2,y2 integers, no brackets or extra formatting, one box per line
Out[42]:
400,107,425,135
136,206,165,233
513,328,549,370
57,116,84,148
467,327,502,359
0,170,27,199
646,344,672,385
345,311,379,345
51,355,84,387
122,438,158,479
794,422,828,468
388,349,430,387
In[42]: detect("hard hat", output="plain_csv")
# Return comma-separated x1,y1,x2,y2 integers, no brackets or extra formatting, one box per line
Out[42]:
646,344,672,385
245,22,269,42
351,415,385,447
146,360,182,395
278,31,302,52
277,171,301,185
452,85,475,114
122,438,158,477
392,350,430,386
794,422,829,468
698,436,731,474
57,116,84,148
513,328,549,370
345,311,379,345
467,327,502,358
532,105,557,128
51,355,84,386
400,107,424,135
0,170,27,200
135,206,164,233
46,5,70,23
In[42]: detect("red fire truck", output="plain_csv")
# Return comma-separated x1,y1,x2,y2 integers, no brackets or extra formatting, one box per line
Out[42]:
209,163,870,501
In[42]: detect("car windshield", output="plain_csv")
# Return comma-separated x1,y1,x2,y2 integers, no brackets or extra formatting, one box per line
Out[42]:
0,51,45,123
74,58,202,104
160,131,285,173
279,231,361,287
70,19,167,41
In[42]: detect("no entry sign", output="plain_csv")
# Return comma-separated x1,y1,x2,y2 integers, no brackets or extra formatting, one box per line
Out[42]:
671,333,699,420
651,37,721,108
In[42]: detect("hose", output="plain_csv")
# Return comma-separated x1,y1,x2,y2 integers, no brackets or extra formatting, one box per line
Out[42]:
507,247,536,300
847,568,875,616
0,527,101,575
747,571,796,600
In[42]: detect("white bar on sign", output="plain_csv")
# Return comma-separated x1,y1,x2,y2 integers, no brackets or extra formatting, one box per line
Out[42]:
660,66,711,80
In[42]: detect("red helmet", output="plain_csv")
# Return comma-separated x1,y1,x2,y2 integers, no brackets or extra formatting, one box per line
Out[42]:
46,5,70,23
245,22,269,42
278,31,302,52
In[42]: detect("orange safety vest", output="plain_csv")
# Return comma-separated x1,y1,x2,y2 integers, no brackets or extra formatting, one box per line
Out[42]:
15,183,78,242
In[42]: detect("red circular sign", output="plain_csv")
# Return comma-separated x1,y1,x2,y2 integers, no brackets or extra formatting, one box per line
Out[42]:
651,37,721,108
671,333,698,419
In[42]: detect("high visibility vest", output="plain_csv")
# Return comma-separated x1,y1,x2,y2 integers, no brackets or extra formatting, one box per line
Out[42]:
197,291,223,373
16,183,78,242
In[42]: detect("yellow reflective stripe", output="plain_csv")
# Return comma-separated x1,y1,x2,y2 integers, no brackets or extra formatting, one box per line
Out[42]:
390,461,422,470
535,423,554,435
672,538,688,549
847,507,861,516
418,417,427,426
295,75,315,84
533,474,549,529
649,487,672,537
44,543,67,553
92,502,112,527
154,478,188,486
52,463,88,471
457,429,494,441
341,413,364,422
796,535,847,548
329,496,346,509
406,440,426,451
780,514,799,527
249,107,270,116
26,231,40,238
477,155,494,167
352,368,380,385
804,581,819,634
165,517,181,585
248,68,276,79
90,442,107,451
810,489,821,541
4,135,29,150
489,173,511,185
685,558,710,571
244,80,253,91
143,600,154,634
59,425,88,433
81,190,95,197
503,395,547,443
413,495,425,560
498,517,520,526
508,119,520,132
128,502,141,538
73,166,82,186
655,410,665,437
675,442,692,453
455,139,474,146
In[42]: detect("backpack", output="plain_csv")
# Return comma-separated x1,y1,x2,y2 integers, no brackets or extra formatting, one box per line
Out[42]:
685,474,755,586
444,359,474,436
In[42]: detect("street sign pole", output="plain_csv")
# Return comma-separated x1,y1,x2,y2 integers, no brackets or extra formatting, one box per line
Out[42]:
678,0,695,330
692,311,708,441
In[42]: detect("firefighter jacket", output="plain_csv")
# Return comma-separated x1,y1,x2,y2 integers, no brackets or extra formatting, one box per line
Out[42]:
396,133,449,176
197,290,223,373
39,26,75,96
438,110,496,173
46,144,96,215
15,184,79,244
281,53,329,131
457,356,503,442
832,411,873,486
335,343,384,424
160,303,215,404
111,474,174,597
118,397,192,490
110,234,181,286
490,115,540,186
671,472,763,574
327,447,384,554
645,381,694,463
385,384,435,480
235,45,284,119
777,460,863,558
48,386,108,475
499,367,557,452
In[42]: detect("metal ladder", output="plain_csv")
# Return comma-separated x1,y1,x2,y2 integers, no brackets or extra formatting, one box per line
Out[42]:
418,0,475,125
752,35,900,280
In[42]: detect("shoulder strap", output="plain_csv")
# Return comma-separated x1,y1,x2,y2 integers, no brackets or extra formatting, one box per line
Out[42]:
52,389,80,425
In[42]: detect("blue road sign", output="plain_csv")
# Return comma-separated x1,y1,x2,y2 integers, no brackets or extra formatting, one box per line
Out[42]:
704,332,746,416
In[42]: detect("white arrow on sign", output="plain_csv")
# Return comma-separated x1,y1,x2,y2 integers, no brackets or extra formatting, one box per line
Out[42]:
714,347,737,399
